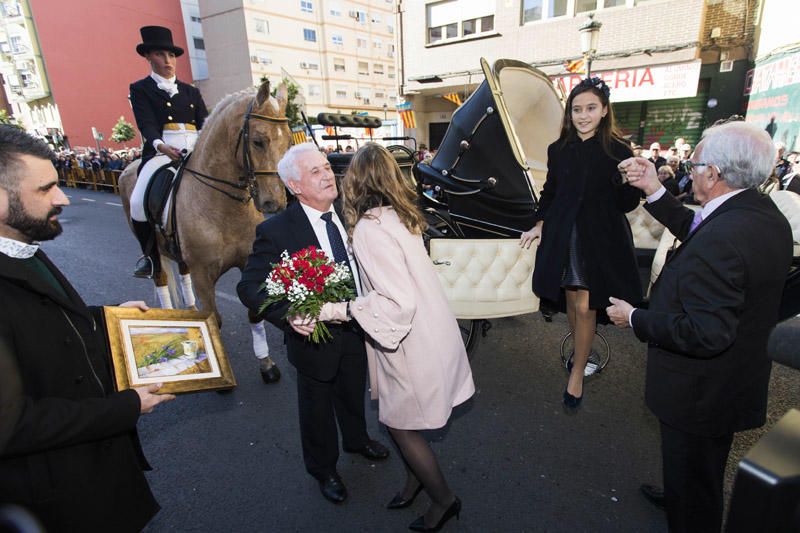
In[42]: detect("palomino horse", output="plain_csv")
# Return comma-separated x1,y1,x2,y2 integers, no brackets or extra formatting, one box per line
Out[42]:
119,80,291,382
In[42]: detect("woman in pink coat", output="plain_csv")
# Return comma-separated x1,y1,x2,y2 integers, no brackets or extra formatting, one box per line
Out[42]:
318,143,474,531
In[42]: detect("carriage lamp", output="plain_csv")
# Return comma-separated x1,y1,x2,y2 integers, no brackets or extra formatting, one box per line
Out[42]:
579,13,602,78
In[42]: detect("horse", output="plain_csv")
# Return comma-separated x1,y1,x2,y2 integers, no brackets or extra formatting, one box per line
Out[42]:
119,79,292,383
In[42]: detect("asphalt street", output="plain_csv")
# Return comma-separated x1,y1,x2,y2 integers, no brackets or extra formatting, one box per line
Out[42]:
41,187,799,533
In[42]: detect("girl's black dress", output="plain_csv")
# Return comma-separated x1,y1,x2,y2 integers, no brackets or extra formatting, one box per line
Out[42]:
532,135,643,315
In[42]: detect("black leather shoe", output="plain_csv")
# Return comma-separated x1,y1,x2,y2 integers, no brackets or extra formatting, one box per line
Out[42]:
387,484,423,509
259,360,281,384
408,496,461,532
133,256,154,279
639,484,665,511
318,474,347,504
344,439,389,460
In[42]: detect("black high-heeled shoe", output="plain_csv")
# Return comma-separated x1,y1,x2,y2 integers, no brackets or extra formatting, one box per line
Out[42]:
563,361,584,411
563,387,583,410
408,496,461,532
387,484,423,509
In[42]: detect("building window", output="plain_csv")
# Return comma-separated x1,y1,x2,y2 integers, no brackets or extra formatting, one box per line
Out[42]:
388,65,396,79
357,37,367,49
2,2,21,16
604,0,626,6
373,39,382,49
330,6,341,16
387,24,394,34
375,90,385,98
336,87,347,98
254,18,269,34
300,61,319,70
332,34,343,45
308,84,321,96
300,0,313,12
251,50,272,65
522,0,634,23
303,28,317,42
9,35,23,53
575,0,597,12
387,43,395,57
373,63,384,75
333,57,346,71
193,37,205,50
358,61,369,75
356,10,367,23
481,15,494,31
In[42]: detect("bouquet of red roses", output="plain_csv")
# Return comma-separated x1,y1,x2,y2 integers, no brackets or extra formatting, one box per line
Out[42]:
259,245,356,343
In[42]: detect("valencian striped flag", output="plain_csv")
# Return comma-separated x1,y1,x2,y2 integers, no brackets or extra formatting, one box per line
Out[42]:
442,92,462,106
564,58,585,74
356,111,374,138
324,126,335,136
291,128,307,145
397,102,416,129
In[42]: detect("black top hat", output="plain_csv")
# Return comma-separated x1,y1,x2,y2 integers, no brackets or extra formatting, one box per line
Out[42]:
136,26,184,57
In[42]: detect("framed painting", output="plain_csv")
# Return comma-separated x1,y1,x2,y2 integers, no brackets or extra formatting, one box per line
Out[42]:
103,307,236,394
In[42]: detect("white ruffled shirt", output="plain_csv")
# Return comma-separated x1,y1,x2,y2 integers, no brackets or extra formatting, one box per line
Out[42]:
0,235,39,259
149,71,180,151
150,71,178,97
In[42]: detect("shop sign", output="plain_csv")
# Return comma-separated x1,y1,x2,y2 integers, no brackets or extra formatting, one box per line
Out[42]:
745,48,800,151
552,60,702,103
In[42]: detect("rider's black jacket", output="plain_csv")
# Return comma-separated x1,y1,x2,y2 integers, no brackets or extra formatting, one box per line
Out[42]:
129,76,208,162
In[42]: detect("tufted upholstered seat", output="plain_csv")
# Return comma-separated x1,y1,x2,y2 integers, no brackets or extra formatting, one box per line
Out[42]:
429,238,538,319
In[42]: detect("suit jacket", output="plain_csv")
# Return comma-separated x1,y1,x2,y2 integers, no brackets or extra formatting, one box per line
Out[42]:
633,189,793,437
129,76,208,161
237,201,363,381
0,251,159,532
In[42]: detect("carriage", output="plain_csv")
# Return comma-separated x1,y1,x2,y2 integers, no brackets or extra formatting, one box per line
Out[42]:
322,56,800,368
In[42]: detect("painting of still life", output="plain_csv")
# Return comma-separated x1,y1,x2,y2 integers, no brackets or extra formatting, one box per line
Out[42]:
104,307,236,394
123,322,220,382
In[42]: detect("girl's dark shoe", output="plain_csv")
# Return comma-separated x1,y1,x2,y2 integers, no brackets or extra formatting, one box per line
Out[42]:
408,496,461,532
387,484,423,509
563,388,583,410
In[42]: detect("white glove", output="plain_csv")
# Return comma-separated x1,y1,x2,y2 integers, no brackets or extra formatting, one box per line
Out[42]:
319,302,350,322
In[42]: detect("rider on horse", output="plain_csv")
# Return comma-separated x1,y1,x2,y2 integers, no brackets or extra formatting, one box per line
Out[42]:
129,25,208,278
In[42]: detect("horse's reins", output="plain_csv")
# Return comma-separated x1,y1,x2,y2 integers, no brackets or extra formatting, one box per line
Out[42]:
183,97,289,204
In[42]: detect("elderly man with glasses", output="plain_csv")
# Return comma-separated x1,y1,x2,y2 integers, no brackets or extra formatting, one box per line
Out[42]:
607,121,794,533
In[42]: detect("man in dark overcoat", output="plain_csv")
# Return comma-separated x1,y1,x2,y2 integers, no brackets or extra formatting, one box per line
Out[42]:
237,143,389,504
608,121,793,532
0,127,174,532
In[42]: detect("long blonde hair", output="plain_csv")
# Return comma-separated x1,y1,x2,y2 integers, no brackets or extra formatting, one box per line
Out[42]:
342,143,427,238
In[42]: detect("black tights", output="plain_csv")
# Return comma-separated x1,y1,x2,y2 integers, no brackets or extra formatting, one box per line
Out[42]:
389,427,455,526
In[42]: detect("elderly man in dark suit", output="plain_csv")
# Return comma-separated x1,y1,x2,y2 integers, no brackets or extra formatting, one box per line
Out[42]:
607,121,793,532
0,126,174,531
237,143,389,504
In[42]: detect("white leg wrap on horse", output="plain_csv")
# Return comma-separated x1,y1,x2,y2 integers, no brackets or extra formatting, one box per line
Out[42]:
156,285,174,309
250,321,270,359
180,274,196,307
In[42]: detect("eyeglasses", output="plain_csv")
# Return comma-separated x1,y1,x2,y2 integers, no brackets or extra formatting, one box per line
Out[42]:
684,161,721,176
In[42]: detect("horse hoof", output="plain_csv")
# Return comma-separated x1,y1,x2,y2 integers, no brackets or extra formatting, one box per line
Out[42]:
260,363,281,384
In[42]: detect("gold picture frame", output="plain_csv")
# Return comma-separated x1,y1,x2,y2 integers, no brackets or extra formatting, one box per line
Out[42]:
103,307,237,394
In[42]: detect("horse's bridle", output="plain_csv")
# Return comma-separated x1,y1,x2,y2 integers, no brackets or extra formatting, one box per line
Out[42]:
184,97,289,205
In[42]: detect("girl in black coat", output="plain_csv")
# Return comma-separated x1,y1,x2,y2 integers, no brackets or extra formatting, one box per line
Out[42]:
520,78,642,410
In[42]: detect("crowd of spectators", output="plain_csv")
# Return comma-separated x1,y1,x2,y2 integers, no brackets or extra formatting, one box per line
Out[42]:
52,147,141,174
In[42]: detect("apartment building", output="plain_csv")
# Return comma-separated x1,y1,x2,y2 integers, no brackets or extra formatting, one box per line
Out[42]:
199,0,399,123
400,0,758,149
0,0,61,141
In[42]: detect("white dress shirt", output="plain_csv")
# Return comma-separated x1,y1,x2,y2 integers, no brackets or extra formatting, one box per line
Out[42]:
299,203,362,296
0,235,39,259
628,186,745,326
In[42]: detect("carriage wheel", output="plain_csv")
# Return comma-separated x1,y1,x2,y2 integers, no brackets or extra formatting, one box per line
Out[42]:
559,331,611,376
459,319,482,358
